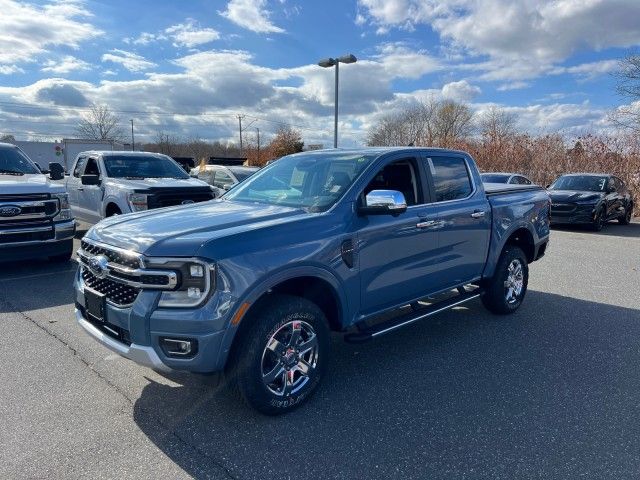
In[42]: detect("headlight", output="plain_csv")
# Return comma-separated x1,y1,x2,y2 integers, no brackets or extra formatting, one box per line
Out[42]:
128,193,148,211
143,258,215,308
53,193,72,221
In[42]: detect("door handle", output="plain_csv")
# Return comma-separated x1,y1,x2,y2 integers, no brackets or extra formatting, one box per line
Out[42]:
77,187,84,191
470,210,486,219
416,220,444,229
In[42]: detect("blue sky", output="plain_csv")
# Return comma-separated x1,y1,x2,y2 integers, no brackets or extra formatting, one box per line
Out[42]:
0,0,639,146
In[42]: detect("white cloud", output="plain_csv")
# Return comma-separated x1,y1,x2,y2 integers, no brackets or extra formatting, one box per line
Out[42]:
357,0,640,81
219,0,284,34
101,49,157,73
165,20,220,47
497,81,530,91
0,65,24,75
441,80,481,102
42,55,91,74
0,0,101,68
131,32,163,46
550,59,620,80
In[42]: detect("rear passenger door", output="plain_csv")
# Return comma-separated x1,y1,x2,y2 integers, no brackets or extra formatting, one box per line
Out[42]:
77,157,103,223
423,155,491,288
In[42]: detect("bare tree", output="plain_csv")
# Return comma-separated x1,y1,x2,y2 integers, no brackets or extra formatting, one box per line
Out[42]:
478,106,517,144
432,100,474,146
367,101,437,147
269,126,304,159
76,104,125,142
153,131,181,156
611,54,640,130
0,134,16,143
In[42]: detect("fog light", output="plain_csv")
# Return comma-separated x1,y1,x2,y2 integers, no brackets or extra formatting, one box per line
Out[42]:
189,264,204,277
160,337,198,357
187,287,201,298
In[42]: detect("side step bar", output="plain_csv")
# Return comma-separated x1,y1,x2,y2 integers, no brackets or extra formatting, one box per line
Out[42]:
344,289,484,344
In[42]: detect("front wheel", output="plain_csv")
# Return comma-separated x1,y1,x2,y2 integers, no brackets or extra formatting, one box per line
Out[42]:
481,246,529,315
592,206,606,231
619,204,633,225
228,294,330,415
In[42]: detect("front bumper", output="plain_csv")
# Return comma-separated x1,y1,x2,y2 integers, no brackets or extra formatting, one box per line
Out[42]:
0,220,76,260
550,204,596,225
74,267,234,373
76,308,170,372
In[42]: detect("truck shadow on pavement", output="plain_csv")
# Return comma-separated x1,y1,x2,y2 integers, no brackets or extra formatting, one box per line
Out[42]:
132,290,640,480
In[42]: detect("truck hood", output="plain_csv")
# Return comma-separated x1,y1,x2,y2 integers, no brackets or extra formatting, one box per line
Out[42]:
87,199,308,256
548,190,604,203
104,177,209,190
0,173,65,194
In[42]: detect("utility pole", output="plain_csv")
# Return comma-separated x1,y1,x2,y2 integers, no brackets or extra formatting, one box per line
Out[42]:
237,115,244,155
256,127,260,165
130,119,135,151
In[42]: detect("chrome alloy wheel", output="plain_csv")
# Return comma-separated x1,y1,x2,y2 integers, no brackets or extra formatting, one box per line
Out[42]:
261,320,319,396
503,259,524,304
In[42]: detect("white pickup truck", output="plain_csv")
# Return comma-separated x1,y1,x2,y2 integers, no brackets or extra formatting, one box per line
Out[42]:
66,151,214,224
0,142,75,262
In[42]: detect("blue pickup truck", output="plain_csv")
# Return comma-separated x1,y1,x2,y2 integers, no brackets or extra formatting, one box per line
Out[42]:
74,147,550,414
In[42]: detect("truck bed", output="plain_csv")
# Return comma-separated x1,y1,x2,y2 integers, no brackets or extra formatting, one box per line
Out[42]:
483,183,545,196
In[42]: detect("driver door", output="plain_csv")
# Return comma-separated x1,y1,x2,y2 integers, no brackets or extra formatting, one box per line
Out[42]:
355,155,442,316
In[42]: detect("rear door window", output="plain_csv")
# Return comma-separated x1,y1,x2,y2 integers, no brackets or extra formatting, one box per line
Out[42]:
427,156,473,202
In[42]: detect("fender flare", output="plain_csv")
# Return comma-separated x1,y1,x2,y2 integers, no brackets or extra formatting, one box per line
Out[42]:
483,221,538,279
213,264,349,370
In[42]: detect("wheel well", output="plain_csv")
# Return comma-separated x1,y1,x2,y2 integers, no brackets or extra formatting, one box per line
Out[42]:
248,276,342,332
505,228,535,263
105,203,121,216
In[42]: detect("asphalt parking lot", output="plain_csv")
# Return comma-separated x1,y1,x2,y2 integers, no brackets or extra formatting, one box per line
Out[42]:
1,222,639,479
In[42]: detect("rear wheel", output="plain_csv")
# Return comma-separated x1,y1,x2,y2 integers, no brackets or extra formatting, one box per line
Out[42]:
481,246,529,315
619,204,633,225
228,294,330,415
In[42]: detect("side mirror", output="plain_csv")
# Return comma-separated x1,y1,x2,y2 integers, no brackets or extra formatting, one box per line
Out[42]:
49,162,64,180
359,189,407,216
81,174,100,186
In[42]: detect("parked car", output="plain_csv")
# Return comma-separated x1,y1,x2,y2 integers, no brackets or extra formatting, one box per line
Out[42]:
0,142,75,262
547,173,633,230
75,147,550,414
481,172,533,185
190,164,259,197
66,151,214,223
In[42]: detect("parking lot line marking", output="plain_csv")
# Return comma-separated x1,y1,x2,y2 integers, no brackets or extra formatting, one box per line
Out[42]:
0,268,77,282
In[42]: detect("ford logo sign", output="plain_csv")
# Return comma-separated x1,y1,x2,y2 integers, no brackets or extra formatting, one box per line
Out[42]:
181,200,195,205
0,205,22,217
88,255,109,279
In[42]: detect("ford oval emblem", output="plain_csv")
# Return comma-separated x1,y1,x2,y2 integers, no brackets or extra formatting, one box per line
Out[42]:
88,255,109,279
181,200,195,205
0,205,22,217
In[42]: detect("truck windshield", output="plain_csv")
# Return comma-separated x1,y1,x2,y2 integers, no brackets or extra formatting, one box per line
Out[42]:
549,175,607,192
0,147,40,175
225,152,377,212
103,155,189,179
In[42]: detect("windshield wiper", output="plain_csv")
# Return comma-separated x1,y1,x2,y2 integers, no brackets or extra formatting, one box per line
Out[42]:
0,169,25,175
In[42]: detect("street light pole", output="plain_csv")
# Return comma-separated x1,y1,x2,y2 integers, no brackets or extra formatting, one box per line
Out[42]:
318,54,357,149
130,119,135,151
334,61,339,149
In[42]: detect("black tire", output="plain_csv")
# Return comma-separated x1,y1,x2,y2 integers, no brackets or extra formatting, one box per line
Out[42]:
592,206,606,231
619,204,633,225
49,240,73,263
481,246,529,315
106,205,121,217
227,294,330,415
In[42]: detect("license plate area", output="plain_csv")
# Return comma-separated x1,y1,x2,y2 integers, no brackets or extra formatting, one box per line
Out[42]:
85,288,106,322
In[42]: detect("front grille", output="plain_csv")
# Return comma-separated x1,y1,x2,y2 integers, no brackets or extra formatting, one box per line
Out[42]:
81,240,141,269
146,188,214,209
0,194,59,223
82,268,141,306
551,203,576,215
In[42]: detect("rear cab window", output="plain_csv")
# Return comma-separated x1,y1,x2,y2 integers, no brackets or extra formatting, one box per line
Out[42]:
426,156,473,202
